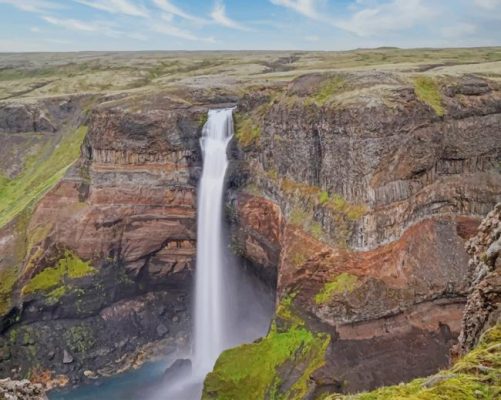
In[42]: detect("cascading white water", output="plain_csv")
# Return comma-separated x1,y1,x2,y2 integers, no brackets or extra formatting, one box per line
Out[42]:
192,108,234,376
149,108,272,400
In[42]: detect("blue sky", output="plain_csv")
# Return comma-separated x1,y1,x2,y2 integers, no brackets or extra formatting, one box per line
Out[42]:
0,0,500,51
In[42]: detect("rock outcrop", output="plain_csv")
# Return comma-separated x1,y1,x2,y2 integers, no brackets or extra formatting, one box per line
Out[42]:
457,203,501,355
0,378,47,400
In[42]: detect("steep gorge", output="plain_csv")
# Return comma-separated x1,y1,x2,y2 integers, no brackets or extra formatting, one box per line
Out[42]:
0,65,499,399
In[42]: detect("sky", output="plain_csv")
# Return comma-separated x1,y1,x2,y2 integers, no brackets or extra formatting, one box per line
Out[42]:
0,0,500,52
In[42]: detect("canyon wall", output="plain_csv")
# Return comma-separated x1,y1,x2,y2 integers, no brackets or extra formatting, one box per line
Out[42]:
0,70,500,396
0,95,206,387
220,72,501,396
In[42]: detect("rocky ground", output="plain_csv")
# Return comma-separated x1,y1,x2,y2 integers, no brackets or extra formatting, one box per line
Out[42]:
0,48,500,395
0,378,47,400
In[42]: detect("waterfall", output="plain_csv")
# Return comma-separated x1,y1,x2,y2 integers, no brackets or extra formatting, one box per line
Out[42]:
149,108,272,400
193,108,234,376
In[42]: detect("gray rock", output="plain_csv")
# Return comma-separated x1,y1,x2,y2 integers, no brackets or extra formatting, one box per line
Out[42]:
0,377,48,399
63,350,74,364
421,374,457,388
156,323,169,337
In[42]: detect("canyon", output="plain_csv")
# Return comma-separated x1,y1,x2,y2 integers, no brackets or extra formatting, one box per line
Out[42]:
0,49,500,399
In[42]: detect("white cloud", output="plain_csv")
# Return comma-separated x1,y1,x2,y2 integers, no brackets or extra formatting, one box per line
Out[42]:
441,22,477,38
75,0,149,17
153,0,205,23
42,15,122,37
0,0,61,13
30,26,41,32
474,0,501,9
152,23,215,42
270,0,323,19
211,1,249,30
336,0,436,37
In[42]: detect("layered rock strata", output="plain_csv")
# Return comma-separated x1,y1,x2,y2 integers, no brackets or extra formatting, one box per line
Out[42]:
0,96,206,386
228,73,501,394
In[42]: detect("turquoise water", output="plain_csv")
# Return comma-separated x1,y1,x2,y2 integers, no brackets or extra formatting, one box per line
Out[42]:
48,361,169,400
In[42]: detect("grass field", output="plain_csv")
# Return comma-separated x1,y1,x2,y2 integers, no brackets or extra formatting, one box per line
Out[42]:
0,47,500,101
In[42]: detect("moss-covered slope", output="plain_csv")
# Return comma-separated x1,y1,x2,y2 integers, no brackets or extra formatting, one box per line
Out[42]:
324,324,500,400
0,125,88,229
203,295,330,400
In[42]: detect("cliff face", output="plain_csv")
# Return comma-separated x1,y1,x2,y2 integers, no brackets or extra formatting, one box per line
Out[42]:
457,203,501,355
0,95,207,386
226,72,501,395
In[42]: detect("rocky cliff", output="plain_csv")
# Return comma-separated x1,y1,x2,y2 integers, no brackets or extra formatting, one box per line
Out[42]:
0,51,500,397
0,94,209,387
210,72,501,397
457,203,501,355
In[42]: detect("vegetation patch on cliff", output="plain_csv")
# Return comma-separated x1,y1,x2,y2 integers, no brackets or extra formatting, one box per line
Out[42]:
0,266,19,315
277,176,366,246
314,273,359,305
21,251,95,298
235,115,261,148
413,76,444,117
309,75,346,105
64,325,96,354
203,295,330,400
0,125,88,229
322,324,501,400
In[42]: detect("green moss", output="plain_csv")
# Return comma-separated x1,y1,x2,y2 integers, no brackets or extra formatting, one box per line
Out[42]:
315,273,359,305
278,178,366,247
413,76,445,117
318,191,329,205
325,194,366,221
21,251,95,297
203,324,329,400
289,207,311,227
0,125,88,229
199,112,209,128
324,324,501,400
235,117,261,148
310,76,345,105
47,286,66,301
276,292,304,327
64,325,96,353
0,266,19,315
204,293,330,400
310,222,324,240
